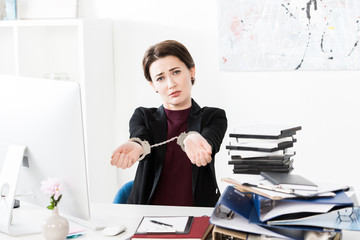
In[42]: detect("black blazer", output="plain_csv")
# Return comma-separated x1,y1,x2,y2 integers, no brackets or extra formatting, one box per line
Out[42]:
126,99,227,207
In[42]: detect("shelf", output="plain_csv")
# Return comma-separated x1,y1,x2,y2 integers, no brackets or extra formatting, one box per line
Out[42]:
0,19,82,27
0,19,117,202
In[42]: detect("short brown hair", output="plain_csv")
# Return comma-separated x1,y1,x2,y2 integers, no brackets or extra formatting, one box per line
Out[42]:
142,40,195,84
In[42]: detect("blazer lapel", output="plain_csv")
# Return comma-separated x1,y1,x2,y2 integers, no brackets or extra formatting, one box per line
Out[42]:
188,99,202,195
151,106,167,147
149,106,167,201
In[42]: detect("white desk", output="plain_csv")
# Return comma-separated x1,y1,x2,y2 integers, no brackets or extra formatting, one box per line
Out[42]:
1,203,360,239
0,203,213,240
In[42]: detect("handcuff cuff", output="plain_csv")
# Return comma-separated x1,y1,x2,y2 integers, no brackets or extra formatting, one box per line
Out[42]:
129,131,198,161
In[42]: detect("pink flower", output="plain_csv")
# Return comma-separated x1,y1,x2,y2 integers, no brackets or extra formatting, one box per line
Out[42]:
41,177,64,209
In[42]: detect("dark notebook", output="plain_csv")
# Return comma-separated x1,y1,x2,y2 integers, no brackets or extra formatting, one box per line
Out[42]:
260,172,318,191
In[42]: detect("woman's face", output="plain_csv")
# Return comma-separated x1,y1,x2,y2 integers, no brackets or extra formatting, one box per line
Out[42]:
149,55,195,110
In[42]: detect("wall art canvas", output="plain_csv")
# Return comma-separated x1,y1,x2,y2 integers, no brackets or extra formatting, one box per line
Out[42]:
218,0,360,71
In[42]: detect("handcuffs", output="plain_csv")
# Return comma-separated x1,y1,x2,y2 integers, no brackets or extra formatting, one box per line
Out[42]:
129,131,198,161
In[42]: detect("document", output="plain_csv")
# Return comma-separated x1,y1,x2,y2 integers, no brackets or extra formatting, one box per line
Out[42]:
222,175,350,200
135,216,192,234
267,206,360,231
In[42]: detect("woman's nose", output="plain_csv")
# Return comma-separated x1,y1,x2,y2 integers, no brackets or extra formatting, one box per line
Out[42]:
167,76,176,89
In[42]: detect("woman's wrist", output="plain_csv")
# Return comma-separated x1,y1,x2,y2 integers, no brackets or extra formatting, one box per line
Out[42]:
176,131,198,152
128,138,151,161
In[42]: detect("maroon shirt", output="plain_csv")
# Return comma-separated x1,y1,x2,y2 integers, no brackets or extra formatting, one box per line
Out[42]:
151,107,194,206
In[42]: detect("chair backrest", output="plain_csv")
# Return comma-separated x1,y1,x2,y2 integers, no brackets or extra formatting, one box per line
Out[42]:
113,180,134,204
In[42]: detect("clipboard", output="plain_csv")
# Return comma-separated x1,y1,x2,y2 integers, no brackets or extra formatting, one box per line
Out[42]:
134,216,194,234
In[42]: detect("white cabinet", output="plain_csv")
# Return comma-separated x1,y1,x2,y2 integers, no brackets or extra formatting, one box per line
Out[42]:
0,19,116,203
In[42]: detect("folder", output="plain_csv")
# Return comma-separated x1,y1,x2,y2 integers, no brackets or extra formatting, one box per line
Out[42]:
248,207,342,239
267,206,360,231
252,191,354,222
209,186,290,239
211,186,340,240
210,186,289,239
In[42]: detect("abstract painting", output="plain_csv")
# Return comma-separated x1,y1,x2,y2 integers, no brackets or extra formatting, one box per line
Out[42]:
218,0,360,71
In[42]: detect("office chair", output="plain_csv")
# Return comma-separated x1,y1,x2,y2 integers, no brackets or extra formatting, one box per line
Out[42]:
113,180,134,204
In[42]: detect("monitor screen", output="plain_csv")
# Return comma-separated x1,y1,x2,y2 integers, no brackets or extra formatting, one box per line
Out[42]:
0,75,91,234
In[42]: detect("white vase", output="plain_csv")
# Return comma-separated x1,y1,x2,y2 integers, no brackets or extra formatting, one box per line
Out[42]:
42,206,69,240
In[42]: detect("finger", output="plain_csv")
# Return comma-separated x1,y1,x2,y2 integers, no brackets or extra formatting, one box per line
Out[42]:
204,152,212,163
126,155,134,168
111,146,123,158
111,152,120,166
114,153,122,168
121,153,131,169
189,155,196,165
202,142,212,155
186,151,195,164
196,152,202,167
200,152,208,166
116,153,126,169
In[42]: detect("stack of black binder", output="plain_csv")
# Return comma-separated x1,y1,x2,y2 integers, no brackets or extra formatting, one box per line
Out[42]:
226,125,301,174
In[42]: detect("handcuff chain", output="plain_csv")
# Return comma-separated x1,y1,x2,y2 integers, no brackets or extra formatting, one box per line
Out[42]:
150,135,179,148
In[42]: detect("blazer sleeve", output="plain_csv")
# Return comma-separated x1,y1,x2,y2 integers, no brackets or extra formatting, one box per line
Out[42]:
200,107,228,155
129,107,154,144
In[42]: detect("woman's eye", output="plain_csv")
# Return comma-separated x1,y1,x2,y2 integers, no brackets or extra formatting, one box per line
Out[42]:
173,70,180,75
156,76,164,81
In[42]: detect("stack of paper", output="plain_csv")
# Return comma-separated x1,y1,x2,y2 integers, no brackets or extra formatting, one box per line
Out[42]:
209,174,358,239
226,125,301,174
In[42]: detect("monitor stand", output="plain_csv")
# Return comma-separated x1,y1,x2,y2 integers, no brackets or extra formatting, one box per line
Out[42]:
66,213,108,231
0,144,40,236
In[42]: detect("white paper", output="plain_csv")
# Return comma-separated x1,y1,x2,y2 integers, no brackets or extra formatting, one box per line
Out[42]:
223,175,350,199
260,201,336,222
136,216,190,233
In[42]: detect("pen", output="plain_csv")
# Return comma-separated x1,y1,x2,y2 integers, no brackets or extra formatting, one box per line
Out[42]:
150,220,173,227
66,234,83,239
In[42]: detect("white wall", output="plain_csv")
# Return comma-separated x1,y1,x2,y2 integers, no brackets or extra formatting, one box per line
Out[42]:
79,0,360,196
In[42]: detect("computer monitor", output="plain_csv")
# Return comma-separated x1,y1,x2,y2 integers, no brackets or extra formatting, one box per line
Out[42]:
0,75,92,235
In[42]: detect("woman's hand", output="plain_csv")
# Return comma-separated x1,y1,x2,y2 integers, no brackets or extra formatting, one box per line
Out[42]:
183,133,212,167
111,141,143,169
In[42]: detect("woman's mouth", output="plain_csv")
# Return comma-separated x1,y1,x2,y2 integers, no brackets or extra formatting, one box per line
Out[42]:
169,91,181,97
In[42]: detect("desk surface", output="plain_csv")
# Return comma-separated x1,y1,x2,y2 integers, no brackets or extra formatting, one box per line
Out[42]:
1,203,360,239
0,203,213,240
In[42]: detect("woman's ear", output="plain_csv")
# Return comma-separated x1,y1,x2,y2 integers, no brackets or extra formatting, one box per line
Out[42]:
190,67,196,85
190,67,196,79
149,81,157,93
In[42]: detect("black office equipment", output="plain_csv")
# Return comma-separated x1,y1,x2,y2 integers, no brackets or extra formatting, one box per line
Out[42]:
260,172,318,191
229,125,301,139
226,125,301,174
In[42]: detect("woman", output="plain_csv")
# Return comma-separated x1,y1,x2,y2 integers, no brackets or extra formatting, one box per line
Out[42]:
111,40,227,207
